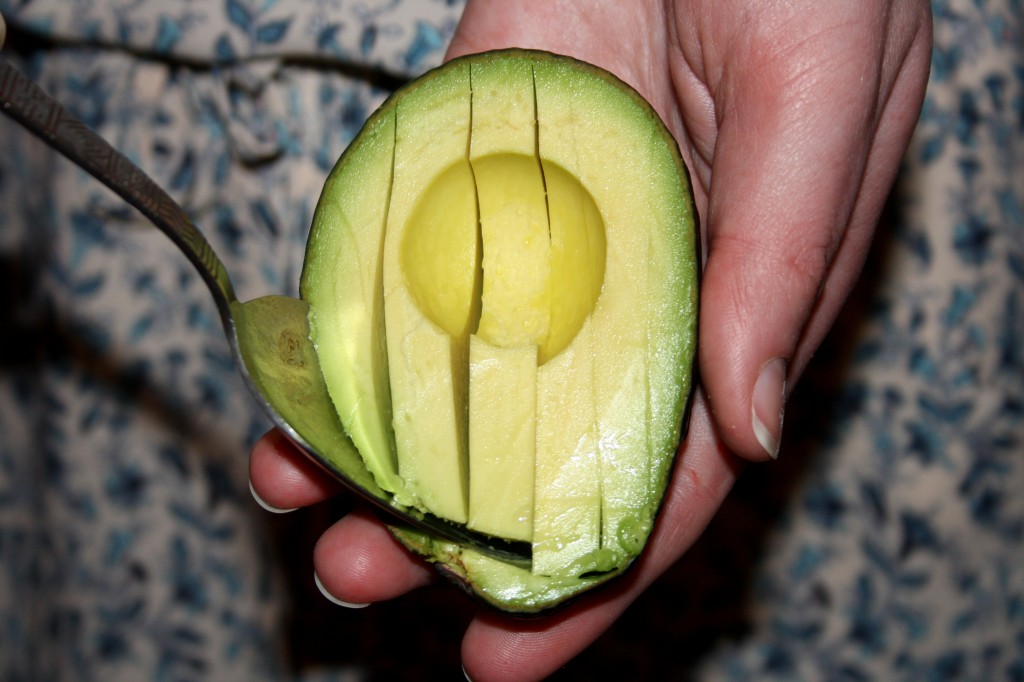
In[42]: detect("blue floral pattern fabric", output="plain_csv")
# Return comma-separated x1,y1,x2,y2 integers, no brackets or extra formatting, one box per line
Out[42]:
0,0,1021,680
0,2,462,680
4,0,462,75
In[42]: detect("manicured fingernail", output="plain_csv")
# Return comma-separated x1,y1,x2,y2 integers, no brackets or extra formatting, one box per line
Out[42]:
249,479,298,514
314,571,370,609
752,358,786,459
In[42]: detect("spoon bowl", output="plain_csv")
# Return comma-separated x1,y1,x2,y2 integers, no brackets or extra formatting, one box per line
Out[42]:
0,55,529,565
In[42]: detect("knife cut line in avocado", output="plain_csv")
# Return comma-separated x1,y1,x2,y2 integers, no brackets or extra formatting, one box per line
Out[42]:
302,49,698,613
531,64,553,245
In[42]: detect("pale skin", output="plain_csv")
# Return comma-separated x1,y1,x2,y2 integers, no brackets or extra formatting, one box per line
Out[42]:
249,1,933,680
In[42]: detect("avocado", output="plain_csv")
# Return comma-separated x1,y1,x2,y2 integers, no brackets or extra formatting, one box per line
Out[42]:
301,49,698,613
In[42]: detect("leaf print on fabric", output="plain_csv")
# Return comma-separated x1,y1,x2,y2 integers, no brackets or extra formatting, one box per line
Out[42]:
215,34,237,62
154,16,183,53
316,22,343,52
404,19,444,68
803,482,848,530
360,22,378,56
255,18,291,44
226,0,255,33
898,513,942,559
954,214,996,264
105,462,149,509
68,210,116,268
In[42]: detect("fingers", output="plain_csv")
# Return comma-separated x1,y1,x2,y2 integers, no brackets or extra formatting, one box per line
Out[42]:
250,431,437,605
248,429,344,511
461,393,741,682
313,509,435,605
686,3,930,462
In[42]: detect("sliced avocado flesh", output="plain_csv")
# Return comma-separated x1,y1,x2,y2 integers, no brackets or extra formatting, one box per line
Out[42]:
465,58,544,544
302,109,410,505
468,336,536,542
301,50,698,613
534,56,689,562
533,318,602,577
384,63,475,524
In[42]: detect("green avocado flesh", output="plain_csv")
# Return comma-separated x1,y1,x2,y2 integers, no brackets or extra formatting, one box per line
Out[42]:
301,49,698,613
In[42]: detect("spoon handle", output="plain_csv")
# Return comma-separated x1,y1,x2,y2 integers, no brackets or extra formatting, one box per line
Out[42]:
0,56,237,323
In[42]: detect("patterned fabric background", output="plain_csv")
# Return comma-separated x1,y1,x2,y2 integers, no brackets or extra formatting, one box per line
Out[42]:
0,0,1020,680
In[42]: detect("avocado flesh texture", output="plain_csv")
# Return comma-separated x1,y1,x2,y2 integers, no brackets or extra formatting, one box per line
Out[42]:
465,59,545,544
468,336,537,542
535,60,656,562
302,109,411,505
302,50,698,612
384,63,475,523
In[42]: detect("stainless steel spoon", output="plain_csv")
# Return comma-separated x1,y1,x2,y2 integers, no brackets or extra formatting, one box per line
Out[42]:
1,55,528,565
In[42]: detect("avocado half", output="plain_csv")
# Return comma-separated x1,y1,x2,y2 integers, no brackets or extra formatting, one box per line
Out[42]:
301,49,699,614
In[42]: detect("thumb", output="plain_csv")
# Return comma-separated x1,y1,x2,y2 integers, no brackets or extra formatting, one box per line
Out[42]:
696,17,893,462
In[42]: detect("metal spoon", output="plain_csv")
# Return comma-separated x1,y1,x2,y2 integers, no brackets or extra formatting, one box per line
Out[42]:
0,55,528,565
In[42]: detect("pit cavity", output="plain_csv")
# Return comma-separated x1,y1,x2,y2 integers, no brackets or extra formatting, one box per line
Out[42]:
401,152,606,363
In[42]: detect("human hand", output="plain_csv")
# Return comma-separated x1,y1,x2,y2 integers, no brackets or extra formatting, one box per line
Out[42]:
250,1,931,679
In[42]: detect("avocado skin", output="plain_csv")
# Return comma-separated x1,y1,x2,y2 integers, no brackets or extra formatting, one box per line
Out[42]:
302,48,699,614
389,526,628,616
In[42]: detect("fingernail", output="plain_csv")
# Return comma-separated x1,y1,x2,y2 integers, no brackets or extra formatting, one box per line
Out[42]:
249,479,298,514
752,358,786,459
314,571,370,609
